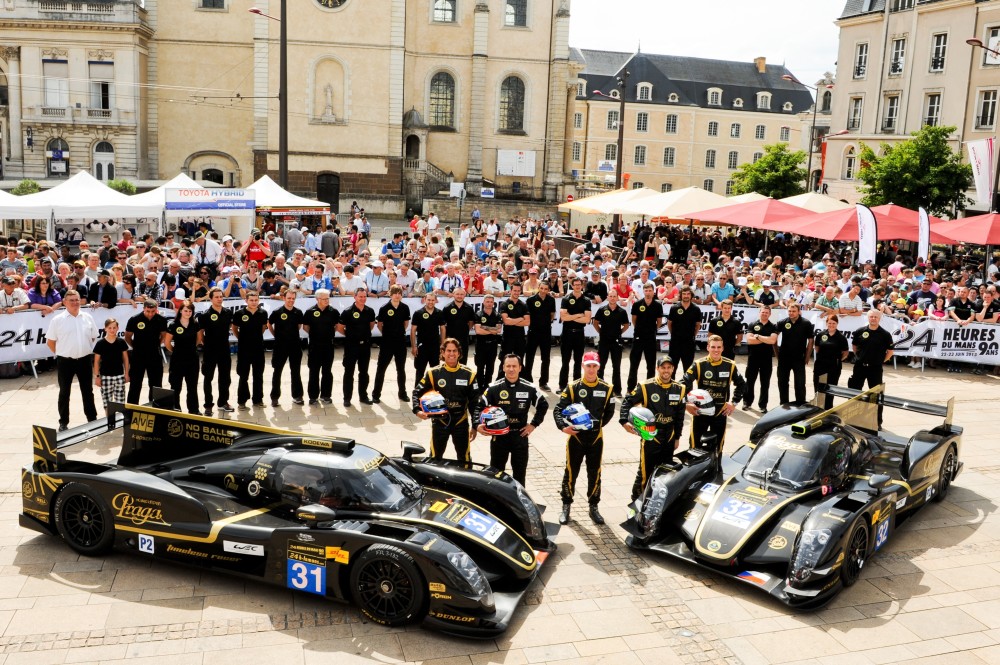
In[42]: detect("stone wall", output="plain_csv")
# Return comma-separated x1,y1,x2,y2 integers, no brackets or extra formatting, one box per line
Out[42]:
421,195,561,226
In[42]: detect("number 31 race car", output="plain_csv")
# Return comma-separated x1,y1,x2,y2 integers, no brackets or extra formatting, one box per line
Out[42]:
21,391,556,637
623,384,962,608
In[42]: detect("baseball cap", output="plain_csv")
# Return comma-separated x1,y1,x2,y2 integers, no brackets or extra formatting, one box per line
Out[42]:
296,267,307,275
656,354,676,367
99,269,111,277
762,280,772,287
372,260,384,268
582,351,600,366
1,276,15,285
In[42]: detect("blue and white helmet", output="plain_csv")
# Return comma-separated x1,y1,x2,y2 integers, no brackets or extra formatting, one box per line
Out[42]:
561,403,594,431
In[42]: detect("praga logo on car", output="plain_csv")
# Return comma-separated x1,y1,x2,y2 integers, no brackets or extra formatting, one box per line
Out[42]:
111,493,169,526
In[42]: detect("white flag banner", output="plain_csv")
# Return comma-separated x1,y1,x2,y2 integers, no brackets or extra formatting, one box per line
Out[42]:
967,138,995,206
856,204,877,265
918,206,930,263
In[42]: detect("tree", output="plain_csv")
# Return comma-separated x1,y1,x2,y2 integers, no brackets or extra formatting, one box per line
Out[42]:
11,179,40,196
857,125,972,218
730,143,807,199
107,179,137,195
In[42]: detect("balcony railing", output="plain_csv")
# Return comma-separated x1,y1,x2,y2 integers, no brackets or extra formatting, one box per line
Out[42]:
889,60,904,74
41,107,66,117
40,0,115,11
87,108,112,119
881,119,897,133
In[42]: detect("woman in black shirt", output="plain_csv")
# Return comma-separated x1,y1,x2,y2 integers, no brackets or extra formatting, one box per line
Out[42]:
92,318,129,413
813,314,849,409
164,299,201,413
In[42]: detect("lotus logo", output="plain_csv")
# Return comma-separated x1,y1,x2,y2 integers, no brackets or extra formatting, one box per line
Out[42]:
768,535,788,550
707,540,721,552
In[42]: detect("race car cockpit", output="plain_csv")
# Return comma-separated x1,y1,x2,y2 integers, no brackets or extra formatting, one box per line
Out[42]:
743,428,851,491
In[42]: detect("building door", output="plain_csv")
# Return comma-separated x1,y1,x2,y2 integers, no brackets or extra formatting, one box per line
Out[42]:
317,173,340,214
93,141,115,181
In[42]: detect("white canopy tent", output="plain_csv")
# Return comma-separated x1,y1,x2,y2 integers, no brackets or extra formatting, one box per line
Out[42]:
614,186,732,218
248,175,330,216
0,171,163,220
557,187,658,215
129,172,203,209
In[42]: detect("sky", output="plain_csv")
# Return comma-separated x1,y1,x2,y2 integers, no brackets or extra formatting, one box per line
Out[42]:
569,0,846,92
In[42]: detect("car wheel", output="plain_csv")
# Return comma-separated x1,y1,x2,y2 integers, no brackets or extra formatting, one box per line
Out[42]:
934,445,957,503
840,521,868,587
53,483,115,556
349,544,427,627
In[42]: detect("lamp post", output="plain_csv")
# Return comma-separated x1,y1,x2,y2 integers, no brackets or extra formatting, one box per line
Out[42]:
250,5,288,189
783,74,834,192
592,68,629,189
967,38,1000,214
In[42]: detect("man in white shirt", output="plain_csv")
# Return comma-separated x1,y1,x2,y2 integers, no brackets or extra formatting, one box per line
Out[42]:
427,212,440,232
0,275,30,313
458,223,471,252
46,290,99,430
395,262,417,296
340,265,365,294
364,261,390,296
838,283,865,317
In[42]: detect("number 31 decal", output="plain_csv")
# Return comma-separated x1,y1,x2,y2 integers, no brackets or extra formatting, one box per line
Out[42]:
287,559,326,595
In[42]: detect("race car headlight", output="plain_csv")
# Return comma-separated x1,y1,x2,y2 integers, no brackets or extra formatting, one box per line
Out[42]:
515,483,545,540
640,476,670,535
446,551,492,600
790,528,832,582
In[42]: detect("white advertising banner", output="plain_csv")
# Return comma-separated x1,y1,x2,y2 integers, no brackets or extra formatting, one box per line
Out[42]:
918,206,930,264
967,138,995,206
857,204,878,265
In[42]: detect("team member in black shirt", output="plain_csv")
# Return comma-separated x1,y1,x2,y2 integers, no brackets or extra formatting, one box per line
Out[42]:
684,335,746,458
948,287,977,373
499,284,530,378
627,283,664,392
667,286,701,375
303,289,339,404
756,280,778,306
124,298,168,404
813,314,849,409
197,287,234,414
268,290,305,406
412,338,479,462
774,303,814,404
442,287,477,363
163,300,200,413
593,290,630,396
232,291,269,409
338,287,377,406
411,293,445,383
707,299,743,360
559,277,592,389
584,270,608,304
373,285,411,403
474,295,502,388
848,309,894,427
742,305,778,412
523,282,556,387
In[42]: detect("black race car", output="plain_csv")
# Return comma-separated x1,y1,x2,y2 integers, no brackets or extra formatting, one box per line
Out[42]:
622,384,962,609
21,392,556,637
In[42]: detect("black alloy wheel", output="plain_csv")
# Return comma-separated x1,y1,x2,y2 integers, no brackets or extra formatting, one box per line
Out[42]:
53,484,115,556
840,522,869,587
350,544,426,626
934,446,957,503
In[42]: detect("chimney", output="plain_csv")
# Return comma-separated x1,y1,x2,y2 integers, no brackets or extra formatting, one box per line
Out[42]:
754,56,766,74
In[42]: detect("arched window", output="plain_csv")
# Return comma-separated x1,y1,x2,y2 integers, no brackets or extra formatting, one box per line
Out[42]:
433,0,455,22
730,123,741,138
728,150,739,169
703,178,714,192
844,147,857,179
757,92,771,110
707,121,719,137
499,76,525,131
637,83,652,101
47,137,69,177
821,90,832,112
429,72,456,127
504,0,527,27
705,149,717,169
93,141,115,181
665,114,678,133
202,168,224,184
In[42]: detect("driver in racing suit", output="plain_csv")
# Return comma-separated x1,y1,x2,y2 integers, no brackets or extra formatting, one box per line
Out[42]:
684,334,746,459
412,338,479,463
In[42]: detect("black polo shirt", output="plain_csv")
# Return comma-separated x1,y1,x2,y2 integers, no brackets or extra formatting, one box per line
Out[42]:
341,304,376,342
561,293,592,335
775,316,814,359
303,305,339,347
667,303,701,348
232,307,268,351
757,289,778,306
501,298,529,339
853,325,894,366
443,301,476,343
745,320,777,361
526,294,557,335
268,305,304,342
412,306,444,347
950,297,976,321
631,298,663,341
709,314,743,357
198,306,233,350
814,329,849,364
378,300,411,341
595,304,629,342
126,312,168,353
585,280,608,302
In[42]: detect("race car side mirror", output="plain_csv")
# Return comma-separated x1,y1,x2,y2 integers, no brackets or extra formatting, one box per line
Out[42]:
867,474,891,495
402,442,426,462
296,504,337,527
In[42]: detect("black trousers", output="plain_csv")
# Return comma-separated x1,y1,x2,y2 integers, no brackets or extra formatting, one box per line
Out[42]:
169,355,200,413
373,339,407,399
523,331,551,384
490,433,530,486
691,414,728,455
307,345,334,400
627,338,657,391
498,335,526,378
597,339,624,394
559,331,585,388
632,438,674,502
236,350,265,405
777,356,807,404
561,434,604,506
343,341,371,401
475,340,499,390
413,343,438,386
57,355,98,427
127,351,163,404
430,419,471,463
743,355,773,410
848,362,884,427
669,344,696,379
202,347,232,408
813,360,842,410
271,343,303,401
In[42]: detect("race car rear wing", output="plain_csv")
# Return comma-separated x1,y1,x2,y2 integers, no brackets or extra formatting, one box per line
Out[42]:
803,382,955,434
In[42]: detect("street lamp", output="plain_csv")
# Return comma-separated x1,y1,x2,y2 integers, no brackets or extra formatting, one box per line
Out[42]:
967,37,1000,214
250,5,288,189
592,68,629,190
783,74,835,192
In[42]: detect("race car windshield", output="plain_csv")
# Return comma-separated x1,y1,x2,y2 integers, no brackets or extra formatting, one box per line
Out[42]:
744,431,827,489
276,451,423,512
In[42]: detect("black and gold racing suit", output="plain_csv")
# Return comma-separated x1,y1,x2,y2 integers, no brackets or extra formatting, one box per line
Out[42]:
474,378,549,486
411,362,479,462
553,378,616,507
620,378,686,501
683,356,746,456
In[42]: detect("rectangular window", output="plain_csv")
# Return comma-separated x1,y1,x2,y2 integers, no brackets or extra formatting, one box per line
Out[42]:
89,62,114,110
977,90,998,129
637,85,651,101
605,144,617,161
848,97,863,129
433,0,456,22
201,0,224,8
636,112,648,132
665,114,677,134
757,94,770,110
577,82,585,97
883,95,900,131
663,147,675,167
707,121,718,137
43,60,69,108
607,110,619,131
504,0,527,27
661,183,673,193
705,149,716,169
854,43,869,78
779,126,790,142
890,0,913,10
725,180,735,196
573,112,582,129
703,179,714,192
709,90,721,106
634,145,646,166
755,124,765,140
845,154,856,180
571,142,581,162
753,152,763,163
985,27,1000,66
924,93,941,127
890,38,906,74
930,33,947,72
631,181,644,190
728,151,739,170
730,123,741,138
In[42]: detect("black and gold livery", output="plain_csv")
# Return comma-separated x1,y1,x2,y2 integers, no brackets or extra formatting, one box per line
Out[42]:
21,391,556,637
411,363,479,462
684,356,746,454
553,378,616,506
620,377,687,501
622,384,963,609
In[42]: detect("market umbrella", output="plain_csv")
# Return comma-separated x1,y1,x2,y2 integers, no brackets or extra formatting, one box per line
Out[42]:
934,213,1000,245
869,203,947,227
778,206,955,243
689,197,811,231
726,192,769,204
778,192,853,213
557,187,658,214
614,186,731,217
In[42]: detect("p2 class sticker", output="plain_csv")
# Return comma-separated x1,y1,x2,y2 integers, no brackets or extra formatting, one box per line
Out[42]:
699,483,720,495
138,534,155,554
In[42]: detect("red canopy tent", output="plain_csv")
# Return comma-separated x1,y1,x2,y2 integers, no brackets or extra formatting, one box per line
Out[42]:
771,206,955,243
689,197,811,230
933,213,1000,245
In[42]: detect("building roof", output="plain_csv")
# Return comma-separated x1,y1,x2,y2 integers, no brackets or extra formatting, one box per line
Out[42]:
571,49,814,115
839,0,884,19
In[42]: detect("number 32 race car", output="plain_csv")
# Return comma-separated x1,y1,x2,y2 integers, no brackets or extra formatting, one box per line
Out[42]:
21,392,556,637
623,384,962,608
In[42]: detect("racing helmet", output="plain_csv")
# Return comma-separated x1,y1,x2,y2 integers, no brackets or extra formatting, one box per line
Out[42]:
561,403,594,431
419,391,448,417
628,406,658,441
479,406,510,436
687,389,716,416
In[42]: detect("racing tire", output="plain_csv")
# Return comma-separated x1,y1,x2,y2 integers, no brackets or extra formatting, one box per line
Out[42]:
934,445,957,503
53,483,115,556
840,521,868,588
349,544,427,627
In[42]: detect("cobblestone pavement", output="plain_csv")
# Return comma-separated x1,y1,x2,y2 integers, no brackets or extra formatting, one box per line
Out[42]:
1,349,997,664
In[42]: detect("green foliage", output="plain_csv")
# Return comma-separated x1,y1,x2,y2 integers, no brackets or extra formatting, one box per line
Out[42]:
107,179,137,195
11,179,41,196
856,125,972,218
730,143,807,199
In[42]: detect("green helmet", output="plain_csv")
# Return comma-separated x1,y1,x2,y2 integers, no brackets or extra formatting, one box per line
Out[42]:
629,406,658,441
